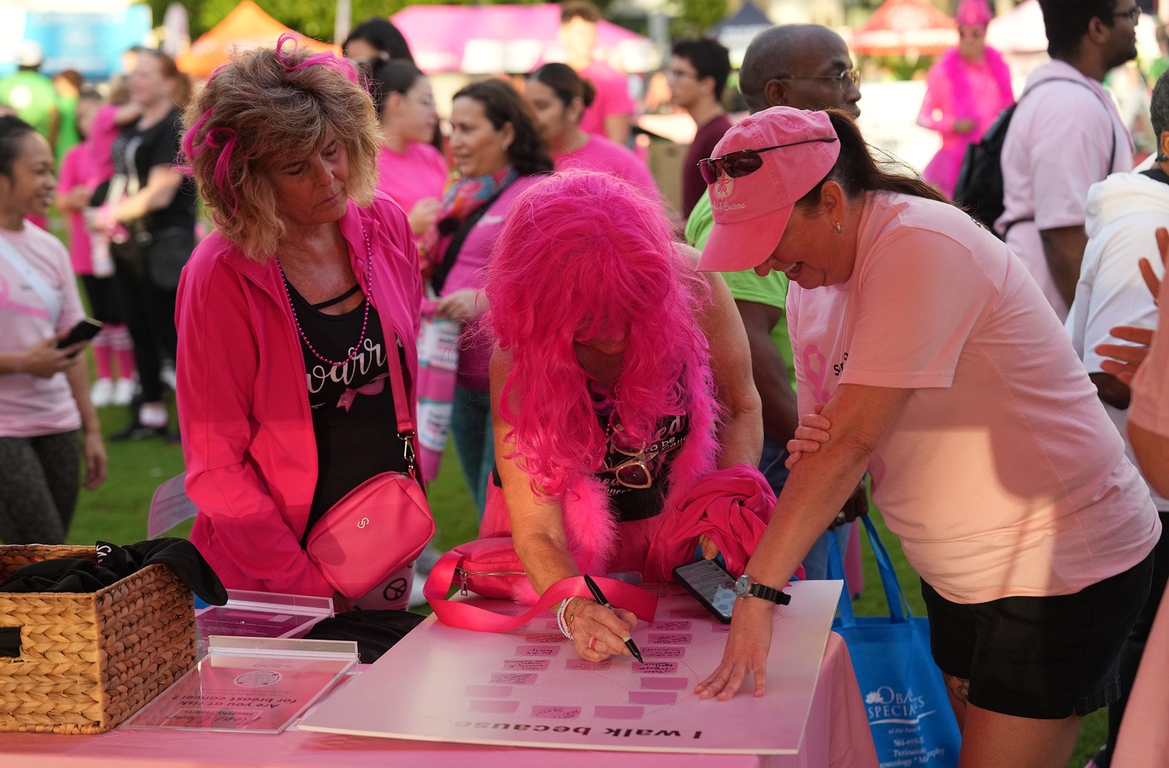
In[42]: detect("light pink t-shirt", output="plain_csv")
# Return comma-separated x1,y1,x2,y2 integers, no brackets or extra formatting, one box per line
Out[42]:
788,193,1158,604
578,61,634,139
58,143,99,275
0,223,85,437
554,135,658,204
87,104,121,182
998,60,1133,322
375,142,448,218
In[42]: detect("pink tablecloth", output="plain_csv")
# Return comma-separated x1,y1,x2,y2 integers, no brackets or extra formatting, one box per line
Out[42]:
0,633,876,768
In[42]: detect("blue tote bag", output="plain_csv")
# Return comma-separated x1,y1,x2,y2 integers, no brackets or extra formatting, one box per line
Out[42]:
827,516,961,768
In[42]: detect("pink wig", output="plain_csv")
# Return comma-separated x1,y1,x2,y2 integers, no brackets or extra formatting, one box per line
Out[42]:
486,171,714,500
955,0,993,26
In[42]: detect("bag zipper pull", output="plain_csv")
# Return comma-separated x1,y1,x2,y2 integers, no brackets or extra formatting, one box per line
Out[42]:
459,569,468,596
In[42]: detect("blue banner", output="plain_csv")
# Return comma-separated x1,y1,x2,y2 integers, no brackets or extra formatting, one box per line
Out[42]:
17,7,152,79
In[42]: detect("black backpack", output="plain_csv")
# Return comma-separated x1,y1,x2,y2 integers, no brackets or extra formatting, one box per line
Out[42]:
953,77,1116,238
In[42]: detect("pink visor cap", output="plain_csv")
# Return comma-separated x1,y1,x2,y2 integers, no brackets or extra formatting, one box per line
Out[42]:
697,107,840,273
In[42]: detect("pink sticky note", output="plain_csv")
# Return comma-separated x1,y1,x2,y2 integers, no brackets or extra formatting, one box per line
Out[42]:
648,634,692,645
470,699,520,713
640,677,689,690
503,659,550,671
514,646,559,657
490,673,537,685
566,658,611,671
465,685,512,698
630,691,677,705
595,706,644,719
532,706,581,719
632,661,678,674
642,647,685,659
650,621,692,631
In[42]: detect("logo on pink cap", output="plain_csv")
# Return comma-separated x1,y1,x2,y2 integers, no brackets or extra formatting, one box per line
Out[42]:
713,175,734,200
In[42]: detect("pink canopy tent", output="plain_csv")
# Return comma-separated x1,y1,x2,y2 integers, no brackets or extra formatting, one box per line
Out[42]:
389,4,658,74
849,0,959,56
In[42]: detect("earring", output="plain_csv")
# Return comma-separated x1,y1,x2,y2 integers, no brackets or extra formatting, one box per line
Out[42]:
834,222,842,233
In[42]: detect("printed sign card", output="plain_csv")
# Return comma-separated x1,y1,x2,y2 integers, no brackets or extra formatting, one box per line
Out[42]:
123,637,358,734
300,580,841,754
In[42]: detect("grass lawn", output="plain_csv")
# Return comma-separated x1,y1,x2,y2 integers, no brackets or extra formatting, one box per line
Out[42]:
68,401,1103,766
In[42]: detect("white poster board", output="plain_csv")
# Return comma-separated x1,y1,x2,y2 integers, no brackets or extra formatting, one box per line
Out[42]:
300,579,842,754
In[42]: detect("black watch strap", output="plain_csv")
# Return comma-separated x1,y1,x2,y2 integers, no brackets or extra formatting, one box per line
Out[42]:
750,583,791,605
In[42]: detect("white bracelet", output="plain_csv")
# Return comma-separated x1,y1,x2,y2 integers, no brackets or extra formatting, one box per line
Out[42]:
556,598,574,640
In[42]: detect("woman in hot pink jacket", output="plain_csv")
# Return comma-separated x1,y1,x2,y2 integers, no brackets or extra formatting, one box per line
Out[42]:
176,40,424,605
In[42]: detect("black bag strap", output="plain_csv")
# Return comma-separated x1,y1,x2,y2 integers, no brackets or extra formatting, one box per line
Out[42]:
430,180,514,294
999,76,1119,236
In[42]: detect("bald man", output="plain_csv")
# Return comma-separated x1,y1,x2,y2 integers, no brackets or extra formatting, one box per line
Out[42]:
685,24,863,580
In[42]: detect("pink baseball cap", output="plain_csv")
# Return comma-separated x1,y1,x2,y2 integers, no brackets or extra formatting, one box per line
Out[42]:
697,107,840,273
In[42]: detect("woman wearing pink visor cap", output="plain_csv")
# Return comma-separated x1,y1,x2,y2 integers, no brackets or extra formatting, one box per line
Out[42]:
693,106,1159,768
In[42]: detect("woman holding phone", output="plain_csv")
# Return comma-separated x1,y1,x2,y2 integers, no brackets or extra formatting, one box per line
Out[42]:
0,115,106,545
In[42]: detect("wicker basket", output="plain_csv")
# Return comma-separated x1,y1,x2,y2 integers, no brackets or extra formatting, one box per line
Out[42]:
0,544,196,734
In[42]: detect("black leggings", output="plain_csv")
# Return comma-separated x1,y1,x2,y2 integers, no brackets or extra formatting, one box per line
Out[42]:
0,430,81,544
111,239,178,403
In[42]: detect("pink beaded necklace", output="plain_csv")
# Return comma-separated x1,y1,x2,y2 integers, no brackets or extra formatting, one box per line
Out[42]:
278,224,375,368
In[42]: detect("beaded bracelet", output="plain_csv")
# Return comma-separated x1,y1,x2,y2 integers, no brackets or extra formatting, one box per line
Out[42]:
556,597,574,640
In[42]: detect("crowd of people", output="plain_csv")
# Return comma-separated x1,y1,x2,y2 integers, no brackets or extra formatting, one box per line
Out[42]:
4,0,1169,766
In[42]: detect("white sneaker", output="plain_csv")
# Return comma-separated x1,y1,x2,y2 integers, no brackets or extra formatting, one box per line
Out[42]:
139,402,169,429
160,364,177,391
90,378,115,408
112,377,137,406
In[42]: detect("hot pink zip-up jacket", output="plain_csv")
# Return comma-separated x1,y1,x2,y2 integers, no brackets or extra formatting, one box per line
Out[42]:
176,195,422,596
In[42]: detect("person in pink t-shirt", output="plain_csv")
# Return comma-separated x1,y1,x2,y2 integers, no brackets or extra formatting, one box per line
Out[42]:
693,107,1158,768
364,59,448,237
56,90,137,409
559,1,633,145
525,63,659,206
0,115,106,545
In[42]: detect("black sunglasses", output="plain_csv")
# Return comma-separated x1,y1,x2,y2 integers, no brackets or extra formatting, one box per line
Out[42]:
699,137,838,186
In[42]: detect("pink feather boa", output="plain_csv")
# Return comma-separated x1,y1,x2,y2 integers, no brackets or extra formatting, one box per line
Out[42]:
941,45,1013,123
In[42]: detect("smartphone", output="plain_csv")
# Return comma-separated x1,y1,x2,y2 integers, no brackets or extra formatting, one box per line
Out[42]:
56,318,103,350
673,558,738,624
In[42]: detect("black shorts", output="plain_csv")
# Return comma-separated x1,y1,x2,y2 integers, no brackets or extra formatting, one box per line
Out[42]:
920,551,1154,719
80,274,123,325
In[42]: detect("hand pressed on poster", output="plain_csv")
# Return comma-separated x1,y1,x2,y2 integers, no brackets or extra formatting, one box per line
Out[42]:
694,596,773,700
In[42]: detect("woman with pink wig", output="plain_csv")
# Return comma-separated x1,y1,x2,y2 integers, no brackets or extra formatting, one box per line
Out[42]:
175,39,428,610
918,0,1014,199
485,171,762,662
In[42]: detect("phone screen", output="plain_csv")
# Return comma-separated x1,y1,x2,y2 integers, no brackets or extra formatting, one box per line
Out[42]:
673,559,737,623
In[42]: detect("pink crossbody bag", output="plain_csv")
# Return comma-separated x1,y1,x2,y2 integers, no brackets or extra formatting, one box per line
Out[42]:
305,333,435,599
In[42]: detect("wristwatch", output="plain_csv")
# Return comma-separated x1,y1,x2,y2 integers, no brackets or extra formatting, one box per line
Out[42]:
735,574,791,605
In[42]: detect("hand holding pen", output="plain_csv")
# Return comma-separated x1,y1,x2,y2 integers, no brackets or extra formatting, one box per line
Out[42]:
580,574,643,663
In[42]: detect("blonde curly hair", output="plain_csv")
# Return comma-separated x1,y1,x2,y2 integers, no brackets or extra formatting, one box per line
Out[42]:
181,36,380,261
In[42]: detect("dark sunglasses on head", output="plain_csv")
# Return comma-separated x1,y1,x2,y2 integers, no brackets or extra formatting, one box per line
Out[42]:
698,136,838,186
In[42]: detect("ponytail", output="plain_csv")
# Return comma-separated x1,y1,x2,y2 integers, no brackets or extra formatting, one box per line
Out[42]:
797,109,952,210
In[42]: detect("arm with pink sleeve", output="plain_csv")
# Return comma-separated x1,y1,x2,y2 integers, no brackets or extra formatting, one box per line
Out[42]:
176,255,332,596
917,64,956,134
